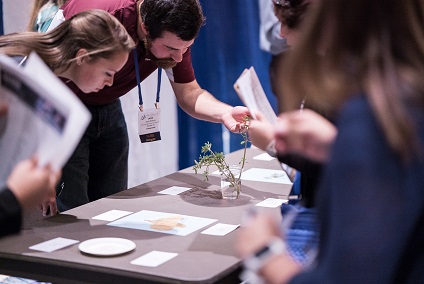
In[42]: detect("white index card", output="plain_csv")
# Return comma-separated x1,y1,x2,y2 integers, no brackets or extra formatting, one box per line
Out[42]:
131,251,178,267
29,237,79,252
92,210,133,222
255,198,288,208
158,186,192,195
201,223,240,236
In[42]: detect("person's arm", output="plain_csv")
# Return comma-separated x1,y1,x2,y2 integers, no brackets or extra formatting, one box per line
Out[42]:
259,252,303,284
0,157,60,237
0,187,22,237
7,158,60,218
235,213,302,284
170,80,250,133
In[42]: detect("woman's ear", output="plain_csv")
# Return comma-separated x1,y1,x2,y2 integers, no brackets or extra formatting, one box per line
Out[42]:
75,48,89,65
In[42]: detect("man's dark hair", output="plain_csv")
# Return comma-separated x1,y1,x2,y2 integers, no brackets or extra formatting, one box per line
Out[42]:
274,0,311,29
140,0,206,41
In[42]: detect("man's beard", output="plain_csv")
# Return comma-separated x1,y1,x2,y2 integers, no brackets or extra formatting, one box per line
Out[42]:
143,36,178,69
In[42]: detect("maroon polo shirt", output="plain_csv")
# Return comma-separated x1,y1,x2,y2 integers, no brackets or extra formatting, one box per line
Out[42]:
61,0,196,105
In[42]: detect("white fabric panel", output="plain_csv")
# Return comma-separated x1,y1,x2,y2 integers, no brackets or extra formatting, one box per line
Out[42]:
3,0,31,33
121,70,178,188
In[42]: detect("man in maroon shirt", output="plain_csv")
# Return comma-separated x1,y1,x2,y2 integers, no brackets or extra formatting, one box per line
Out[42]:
42,0,249,213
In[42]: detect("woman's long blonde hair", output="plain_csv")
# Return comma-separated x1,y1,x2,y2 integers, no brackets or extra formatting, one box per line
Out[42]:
1,9,135,74
281,0,424,161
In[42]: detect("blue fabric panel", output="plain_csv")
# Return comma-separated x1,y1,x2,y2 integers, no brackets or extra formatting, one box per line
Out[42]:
0,0,3,35
178,0,277,169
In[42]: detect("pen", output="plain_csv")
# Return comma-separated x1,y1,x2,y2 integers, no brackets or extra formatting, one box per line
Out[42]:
300,99,305,114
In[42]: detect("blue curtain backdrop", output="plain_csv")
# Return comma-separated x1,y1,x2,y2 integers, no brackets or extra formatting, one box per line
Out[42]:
178,0,277,169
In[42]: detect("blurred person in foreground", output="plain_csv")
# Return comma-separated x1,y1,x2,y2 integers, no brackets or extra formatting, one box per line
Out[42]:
245,0,336,266
0,103,60,237
236,0,424,283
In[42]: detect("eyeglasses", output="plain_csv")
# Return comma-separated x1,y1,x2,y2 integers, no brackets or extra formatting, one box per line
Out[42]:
273,0,291,8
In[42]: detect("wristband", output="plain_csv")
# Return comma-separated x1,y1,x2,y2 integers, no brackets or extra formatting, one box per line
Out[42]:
243,237,286,273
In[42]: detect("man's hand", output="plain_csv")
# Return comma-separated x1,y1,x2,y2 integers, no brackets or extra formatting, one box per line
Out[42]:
222,106,251,133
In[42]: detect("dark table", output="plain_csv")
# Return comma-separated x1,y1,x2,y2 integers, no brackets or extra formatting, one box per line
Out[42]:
0,148,291,283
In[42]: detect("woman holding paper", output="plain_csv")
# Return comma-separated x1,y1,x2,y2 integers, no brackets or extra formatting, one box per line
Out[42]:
0,9,135,94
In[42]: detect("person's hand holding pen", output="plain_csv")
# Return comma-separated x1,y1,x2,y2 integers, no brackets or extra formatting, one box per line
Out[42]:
274,109,337,163
237,208,281,258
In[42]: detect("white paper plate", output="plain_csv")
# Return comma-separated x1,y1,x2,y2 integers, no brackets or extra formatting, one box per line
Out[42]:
79,237,136,256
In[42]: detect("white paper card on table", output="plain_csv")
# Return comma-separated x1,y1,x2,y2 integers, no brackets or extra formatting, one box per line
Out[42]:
201,223,240,236
253,153,276,161
29,237,79,252
131,251,178,267
158,186,191,195
256,198,288,208
108,210,217,236
92,210,133,222
242,168,292,185
212,168,291,185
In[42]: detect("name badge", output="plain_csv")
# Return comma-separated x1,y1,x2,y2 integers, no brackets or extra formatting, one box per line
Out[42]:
138,108,161,143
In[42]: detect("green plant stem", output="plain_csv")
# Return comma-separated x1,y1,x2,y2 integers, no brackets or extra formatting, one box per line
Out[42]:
193,116,251,198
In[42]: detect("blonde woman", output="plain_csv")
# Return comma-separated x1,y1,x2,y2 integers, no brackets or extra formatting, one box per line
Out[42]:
0,9,135,215
1,9,135,95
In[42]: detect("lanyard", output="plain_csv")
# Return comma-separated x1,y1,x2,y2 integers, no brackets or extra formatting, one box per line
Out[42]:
133,48,161,107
